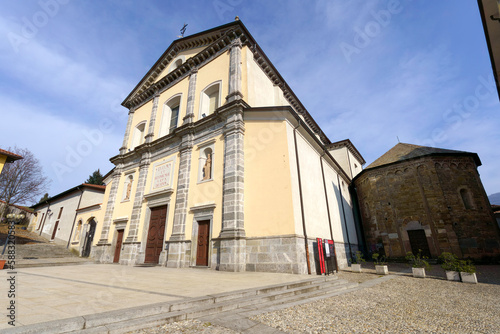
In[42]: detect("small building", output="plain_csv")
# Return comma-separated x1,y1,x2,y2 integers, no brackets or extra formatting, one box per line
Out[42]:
29,183,106,256
0,148,22,175
353,143,500,260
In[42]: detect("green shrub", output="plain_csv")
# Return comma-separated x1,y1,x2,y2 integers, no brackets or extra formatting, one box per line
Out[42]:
439,252,460,272
405,250,430,269
458,259,476,274
372,252,387,265
352,251,365,264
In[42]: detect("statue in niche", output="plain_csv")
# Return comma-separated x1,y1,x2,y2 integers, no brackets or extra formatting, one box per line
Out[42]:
202,153,212,181
124,178,133,200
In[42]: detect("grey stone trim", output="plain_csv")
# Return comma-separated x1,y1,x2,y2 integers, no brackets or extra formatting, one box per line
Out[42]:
120,108,135,155
119,241,142,265
169,133,194,242
124,155,151,243
145,92,160,143
165,241,191,268
97,166,123,245
226,38,243,103
220,107,245,238
182,69,197,125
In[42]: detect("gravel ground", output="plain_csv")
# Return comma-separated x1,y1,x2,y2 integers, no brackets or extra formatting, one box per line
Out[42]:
130,320,238,334
130,265,500,333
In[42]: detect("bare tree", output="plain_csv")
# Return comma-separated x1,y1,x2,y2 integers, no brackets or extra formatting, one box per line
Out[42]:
0,147,50,221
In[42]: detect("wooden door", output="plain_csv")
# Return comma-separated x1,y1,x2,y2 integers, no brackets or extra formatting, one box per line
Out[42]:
113,230,124,263
145,206,167,264
408,229,431,258
51,221,59,240
196,220,210,266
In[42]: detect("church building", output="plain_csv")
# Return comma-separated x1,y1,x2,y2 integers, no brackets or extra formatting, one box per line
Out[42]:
91,19,364,274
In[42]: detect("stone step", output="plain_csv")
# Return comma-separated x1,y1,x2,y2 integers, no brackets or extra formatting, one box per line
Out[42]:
2,275,354,334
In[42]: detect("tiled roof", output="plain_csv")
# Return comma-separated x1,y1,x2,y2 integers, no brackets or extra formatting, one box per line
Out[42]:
0,148,23,163
366,143,481,170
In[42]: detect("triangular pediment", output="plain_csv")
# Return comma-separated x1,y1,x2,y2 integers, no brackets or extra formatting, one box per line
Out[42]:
122,21,243,108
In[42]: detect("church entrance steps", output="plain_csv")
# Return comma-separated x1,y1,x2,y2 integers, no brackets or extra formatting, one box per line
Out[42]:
4,275,357,334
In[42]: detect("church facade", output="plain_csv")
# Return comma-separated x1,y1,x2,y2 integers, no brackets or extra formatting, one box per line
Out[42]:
91,19,364,274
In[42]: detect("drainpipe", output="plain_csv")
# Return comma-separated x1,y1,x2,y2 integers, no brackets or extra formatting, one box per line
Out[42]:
39,201,50,236
67,186,84,248
320,153,339,272
293,123,311,275
337,174,353,262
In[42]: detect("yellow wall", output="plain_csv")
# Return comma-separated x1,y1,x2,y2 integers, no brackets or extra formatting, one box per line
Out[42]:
193,52,229,121
154,77,189,140
111,167,139,240
128,100,153,149
244,120,296,237
154,47,207,83
186,136,225,239
0,155,6,174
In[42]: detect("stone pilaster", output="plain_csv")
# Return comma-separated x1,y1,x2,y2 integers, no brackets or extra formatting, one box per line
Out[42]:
166,133,194,268
218,106,246,272
226,38,243,103
93,166,122,262
120,107,135,155
182,69,197,125
124,154,151,244
145,91,160,143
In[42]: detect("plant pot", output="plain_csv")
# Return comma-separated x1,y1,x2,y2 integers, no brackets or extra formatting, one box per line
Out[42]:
0,260,6,270
351,264,362,273
445,270,460,281
375,265,388,275
460,272,477,284
412,267,426,278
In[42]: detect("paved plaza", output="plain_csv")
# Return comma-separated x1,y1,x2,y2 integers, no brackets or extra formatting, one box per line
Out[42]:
0,264,310,329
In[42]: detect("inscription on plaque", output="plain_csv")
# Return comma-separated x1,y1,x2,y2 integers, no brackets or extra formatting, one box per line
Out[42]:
152,161,173,190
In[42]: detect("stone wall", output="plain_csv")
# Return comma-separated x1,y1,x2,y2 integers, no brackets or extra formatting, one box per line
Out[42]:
354,155,500,260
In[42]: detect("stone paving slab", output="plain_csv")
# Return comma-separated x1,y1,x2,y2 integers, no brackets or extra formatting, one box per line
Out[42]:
0,264,310,330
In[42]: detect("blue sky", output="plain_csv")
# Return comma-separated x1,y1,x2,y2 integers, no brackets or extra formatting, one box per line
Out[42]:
1,0,499,204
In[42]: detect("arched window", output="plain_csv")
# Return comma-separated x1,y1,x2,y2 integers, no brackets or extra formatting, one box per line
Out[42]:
460,188,474,209
199,82,221,119
73,220,82,242
159,95,182,137
168,57,185,73
131,121,146,149
122,174,134,201
198,145,214,182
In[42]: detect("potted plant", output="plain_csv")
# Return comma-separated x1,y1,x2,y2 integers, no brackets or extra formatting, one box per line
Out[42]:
439,252,460,281
459,260,477,284
405,251,430,278
351,251,365,273
372,252,388,275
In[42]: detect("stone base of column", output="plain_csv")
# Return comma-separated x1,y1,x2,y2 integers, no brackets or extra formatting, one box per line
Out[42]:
218,237,246,272
165,241,191,268
120,242,142,265
91,243,113,264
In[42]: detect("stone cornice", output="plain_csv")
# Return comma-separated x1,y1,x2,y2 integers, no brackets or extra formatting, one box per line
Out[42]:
327,139,366,165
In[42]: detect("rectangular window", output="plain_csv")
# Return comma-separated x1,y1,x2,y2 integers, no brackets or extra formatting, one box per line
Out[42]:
208,92,218,114
169,105,179,134
58,207,64,219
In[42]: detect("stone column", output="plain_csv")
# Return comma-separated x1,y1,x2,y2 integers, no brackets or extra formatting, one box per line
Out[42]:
122,153,150,264
145,91,160,143
93,165,122,262
166,133,194,268
183,69,197,125
218,106,246,272
120,107,135,155
226,38,243,103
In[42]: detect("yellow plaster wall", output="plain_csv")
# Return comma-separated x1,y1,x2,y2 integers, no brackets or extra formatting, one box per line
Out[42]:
244,120,296,237
139,152,180,242
154,77,190,140
154,46,207,83
193,52,229,121
128,100,153,149
111,168,139,240
0,155,7,174
186,136,225,239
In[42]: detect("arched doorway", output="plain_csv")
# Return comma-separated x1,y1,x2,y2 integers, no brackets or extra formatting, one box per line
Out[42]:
81,218,97,258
